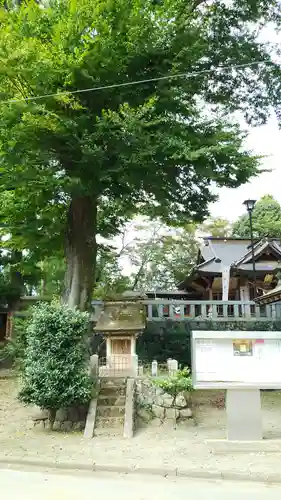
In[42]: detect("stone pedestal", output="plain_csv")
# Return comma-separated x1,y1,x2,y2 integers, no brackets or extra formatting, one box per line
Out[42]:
226,389,262,441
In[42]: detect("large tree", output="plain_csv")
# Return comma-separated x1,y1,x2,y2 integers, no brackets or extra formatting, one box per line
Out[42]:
0,0,280,309
232,195,281,239
120,221,198,290
200,216,232,238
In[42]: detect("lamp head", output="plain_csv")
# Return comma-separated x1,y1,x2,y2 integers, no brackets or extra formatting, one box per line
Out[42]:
243,199,256,212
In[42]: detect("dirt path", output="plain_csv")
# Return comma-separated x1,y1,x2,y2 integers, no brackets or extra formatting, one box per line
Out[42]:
1,372,281,475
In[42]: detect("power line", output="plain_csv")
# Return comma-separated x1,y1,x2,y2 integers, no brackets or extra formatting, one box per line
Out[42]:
1,60,272,105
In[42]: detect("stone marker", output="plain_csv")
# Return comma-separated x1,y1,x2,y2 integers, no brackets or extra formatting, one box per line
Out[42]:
90,354,99,379
138,365,144,376
151,360,158,377
167,358,172,372
168,359,178,376
131,354,138,377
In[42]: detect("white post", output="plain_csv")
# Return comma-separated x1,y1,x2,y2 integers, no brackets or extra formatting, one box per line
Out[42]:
240,283,251,318
151,360,158,377
167,358,172,373
106,337,111,358
131,354,138,377
222,266,230,301
169,359,178,376
138,365,144,377
90,354,99,379
130,335,136,355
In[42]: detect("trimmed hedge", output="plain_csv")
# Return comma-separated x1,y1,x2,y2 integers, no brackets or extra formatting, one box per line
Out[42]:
136,319,281,367
89,319,281,368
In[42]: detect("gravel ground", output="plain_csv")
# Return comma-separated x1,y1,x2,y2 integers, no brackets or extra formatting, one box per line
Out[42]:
2,371,281,475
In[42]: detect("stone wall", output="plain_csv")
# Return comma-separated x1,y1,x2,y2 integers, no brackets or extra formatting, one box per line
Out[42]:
32,404,89,432
135,379,193,425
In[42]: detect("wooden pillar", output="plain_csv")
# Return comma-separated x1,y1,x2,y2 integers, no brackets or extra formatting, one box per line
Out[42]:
240,282,250,301
240,281,251,317
222,266,230,301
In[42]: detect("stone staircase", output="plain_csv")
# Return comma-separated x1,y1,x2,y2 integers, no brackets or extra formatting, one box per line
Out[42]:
94,378,127,436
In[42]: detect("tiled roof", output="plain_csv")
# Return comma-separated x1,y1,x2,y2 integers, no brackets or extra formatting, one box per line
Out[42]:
234,239,281,267
196,238,251,272
178,237,281,289
195,237,281,273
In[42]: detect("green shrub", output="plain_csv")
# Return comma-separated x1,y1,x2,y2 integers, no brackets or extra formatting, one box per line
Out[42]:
152,367,193,405
19,302,92,428
137,320,281,368
0,317,28,369
137,322,192,366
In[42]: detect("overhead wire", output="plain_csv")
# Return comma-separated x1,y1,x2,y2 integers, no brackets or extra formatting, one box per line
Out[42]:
1,60,272,105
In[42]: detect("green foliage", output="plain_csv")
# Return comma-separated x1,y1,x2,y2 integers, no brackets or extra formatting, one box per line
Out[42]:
124,221,198,290
0,249,22,307
19,302,92,415
0,277,21,308
197,320,281,331
0,0,279,307
232,195,281,238
200,217,232,238
94,244,131,299
137,319,281,368
0,316,27,369
137,322,192,365
152,367,193,400
37,255,65,297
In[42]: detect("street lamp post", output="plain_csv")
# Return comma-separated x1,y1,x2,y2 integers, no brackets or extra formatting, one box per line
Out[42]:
243,199,257,298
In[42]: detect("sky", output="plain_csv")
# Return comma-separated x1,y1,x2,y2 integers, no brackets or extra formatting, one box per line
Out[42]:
209,114,281,221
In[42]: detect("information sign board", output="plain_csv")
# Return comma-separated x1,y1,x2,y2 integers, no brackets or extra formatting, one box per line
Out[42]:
192,331,281,389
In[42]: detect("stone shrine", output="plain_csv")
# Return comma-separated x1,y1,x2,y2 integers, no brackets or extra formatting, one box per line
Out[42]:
94,292,146,377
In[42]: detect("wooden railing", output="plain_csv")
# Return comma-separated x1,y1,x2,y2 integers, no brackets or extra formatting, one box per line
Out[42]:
142,300,281,322
13,298,281,324
91,299,281,323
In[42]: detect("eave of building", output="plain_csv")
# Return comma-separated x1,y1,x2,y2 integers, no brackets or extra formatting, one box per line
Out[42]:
179,237,281,292
255,285,281,305
232,262,280,273
177,272,211,291
194,260,222,274
234,239,281,266
196,257,216,269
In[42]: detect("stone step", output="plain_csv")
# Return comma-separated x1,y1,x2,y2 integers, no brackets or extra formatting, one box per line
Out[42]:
96,405,125,418
95,416,124,428
100,378,127,388
94,427,123,437
99,386,126,397
98,395,126,406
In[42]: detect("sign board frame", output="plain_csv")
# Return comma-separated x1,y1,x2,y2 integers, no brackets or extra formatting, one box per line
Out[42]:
192,330,281,390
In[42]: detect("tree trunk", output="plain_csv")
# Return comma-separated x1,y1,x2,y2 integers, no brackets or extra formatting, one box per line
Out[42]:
9,249,24,309
62,195,97,311
48,408,57,431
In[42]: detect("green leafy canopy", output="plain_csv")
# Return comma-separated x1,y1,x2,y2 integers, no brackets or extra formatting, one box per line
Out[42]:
0,0,280,307
232,195,281,239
